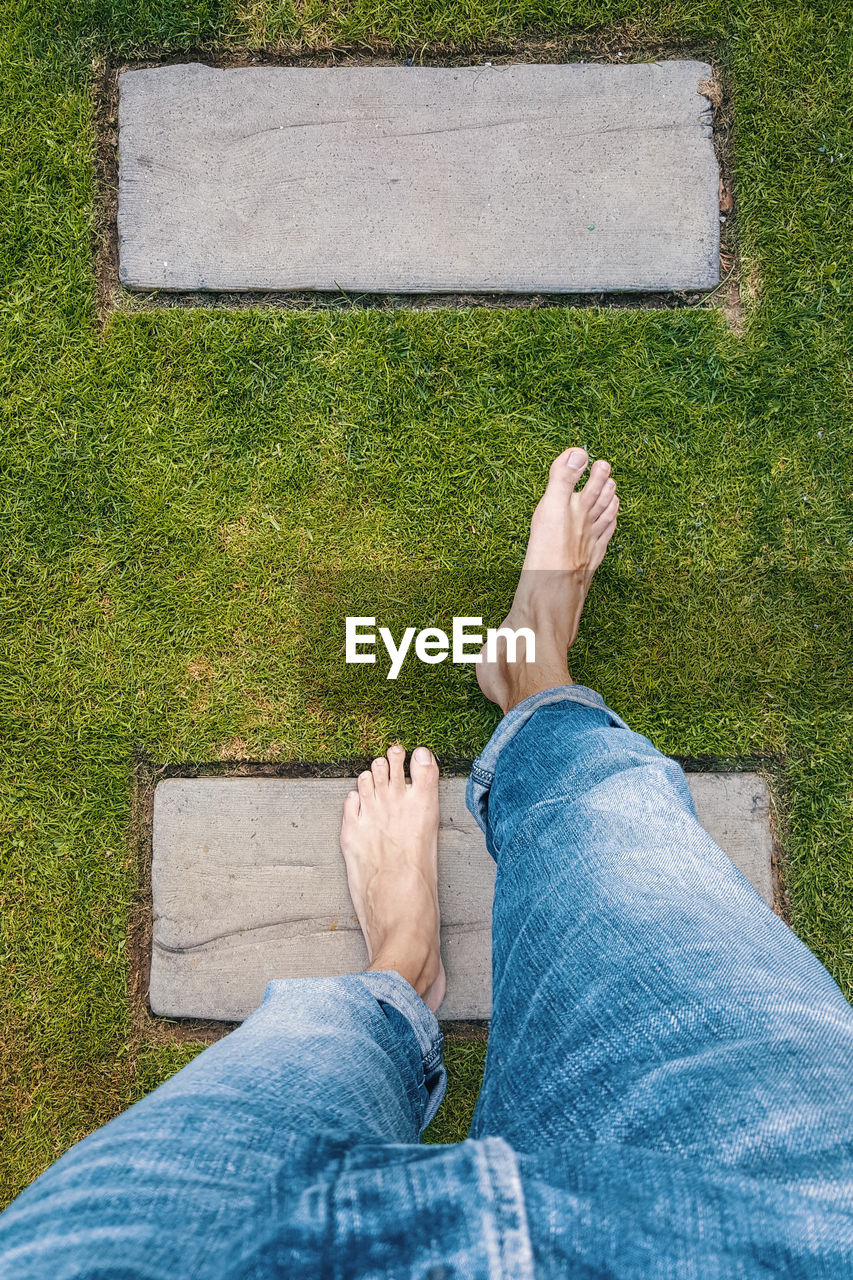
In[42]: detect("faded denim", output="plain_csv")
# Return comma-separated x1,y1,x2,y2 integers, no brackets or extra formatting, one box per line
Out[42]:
1,686,852,1277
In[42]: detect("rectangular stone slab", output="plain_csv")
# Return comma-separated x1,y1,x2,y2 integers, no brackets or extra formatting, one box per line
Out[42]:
118,61,720,294
149,772,774,1023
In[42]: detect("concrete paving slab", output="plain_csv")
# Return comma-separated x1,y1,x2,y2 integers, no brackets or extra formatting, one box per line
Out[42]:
149,772,774,1023
118,61,720,294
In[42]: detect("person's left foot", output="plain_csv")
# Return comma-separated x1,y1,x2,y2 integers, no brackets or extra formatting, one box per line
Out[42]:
340,745,446,1012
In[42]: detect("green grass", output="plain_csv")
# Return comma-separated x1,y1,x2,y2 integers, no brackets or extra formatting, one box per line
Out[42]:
1,0,852,1200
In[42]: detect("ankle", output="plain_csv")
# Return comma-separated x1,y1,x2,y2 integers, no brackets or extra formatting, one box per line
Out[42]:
369,940,441,1001
498,660,573,714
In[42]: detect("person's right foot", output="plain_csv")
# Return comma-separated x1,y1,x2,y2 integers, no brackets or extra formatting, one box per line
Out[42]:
477,448,618,714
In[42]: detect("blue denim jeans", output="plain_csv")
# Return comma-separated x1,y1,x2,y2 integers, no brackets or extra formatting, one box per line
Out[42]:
2,687,852,1278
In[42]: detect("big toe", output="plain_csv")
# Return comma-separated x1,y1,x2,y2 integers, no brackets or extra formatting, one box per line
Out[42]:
409,746,439,792
549,447,588,491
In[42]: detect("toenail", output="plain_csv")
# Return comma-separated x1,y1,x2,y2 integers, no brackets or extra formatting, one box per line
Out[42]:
389,744,404,754
413,747,433,764
567,449,586,468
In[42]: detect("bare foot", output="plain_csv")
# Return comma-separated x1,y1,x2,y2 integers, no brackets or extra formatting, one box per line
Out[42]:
340,744,446,1012
478,448,618,714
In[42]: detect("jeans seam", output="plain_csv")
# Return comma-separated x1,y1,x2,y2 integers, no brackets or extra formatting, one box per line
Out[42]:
467,685,630,844
355,971,446,1131
472,1138,536,1280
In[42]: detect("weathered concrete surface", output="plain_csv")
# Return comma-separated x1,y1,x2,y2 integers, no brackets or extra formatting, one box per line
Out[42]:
149,772,775,1023
685,773,775,908
118,61,720,294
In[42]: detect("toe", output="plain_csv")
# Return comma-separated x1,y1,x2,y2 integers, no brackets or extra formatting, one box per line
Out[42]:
593,493,619,531
549,447,588,489
410,745,439,791
578,458,612,509
387,743,406,791
343,788,361,824
590,499,619,570
591,475,617,518
357,770,375,803
371,755,389,789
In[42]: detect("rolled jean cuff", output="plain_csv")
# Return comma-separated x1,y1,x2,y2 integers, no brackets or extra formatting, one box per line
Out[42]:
466,684,631,837
355,969,447,1129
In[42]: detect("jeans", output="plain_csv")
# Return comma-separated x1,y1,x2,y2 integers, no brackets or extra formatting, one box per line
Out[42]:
1,687,852,1278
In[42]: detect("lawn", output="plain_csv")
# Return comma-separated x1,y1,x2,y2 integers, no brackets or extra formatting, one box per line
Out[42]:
1,0,851,1200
